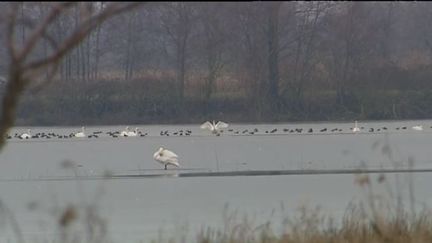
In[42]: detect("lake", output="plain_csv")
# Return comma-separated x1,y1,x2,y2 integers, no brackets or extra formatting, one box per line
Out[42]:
0,120,432,242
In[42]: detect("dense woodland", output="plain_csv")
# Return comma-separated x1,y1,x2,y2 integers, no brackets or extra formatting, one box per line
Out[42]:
2,2,432,125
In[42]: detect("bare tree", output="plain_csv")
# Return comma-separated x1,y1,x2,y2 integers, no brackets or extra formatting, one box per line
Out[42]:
157,3,195,100
265,2,282,110
377,2,396,64
233,2,267,119
282,2,331,111
195,3,227,106
123,9,139,81
0,2,142,151
92,2,104,80
412,2,432,62
324,2,373,106
233,2,285,118
1,2,430,126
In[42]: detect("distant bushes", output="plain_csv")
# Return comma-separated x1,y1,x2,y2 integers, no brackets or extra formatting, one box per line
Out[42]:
14,77,250,125
12,64,432,126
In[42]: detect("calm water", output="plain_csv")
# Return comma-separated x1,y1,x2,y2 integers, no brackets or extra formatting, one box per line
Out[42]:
1,120,432,242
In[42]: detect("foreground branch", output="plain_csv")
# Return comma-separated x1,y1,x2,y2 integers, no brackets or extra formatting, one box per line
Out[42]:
0,2,143,152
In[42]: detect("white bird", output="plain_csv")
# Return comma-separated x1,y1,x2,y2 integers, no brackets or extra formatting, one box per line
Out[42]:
153,147,180,170
120,126,130,137
200,120,229,135
352,121,360,133
19,129,31,139
127,127,139,137
412,125,423,131
74,126,86,138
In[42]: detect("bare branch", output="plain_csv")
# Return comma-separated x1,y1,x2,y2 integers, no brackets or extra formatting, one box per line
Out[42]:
6,3,19,63
0,2,144,152
16,2,74,63
23,2,143,73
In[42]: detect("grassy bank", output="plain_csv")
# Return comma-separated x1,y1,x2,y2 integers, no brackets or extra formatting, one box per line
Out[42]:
193,203,432,243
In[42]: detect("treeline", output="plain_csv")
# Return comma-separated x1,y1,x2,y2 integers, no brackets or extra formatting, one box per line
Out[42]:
2,2,432,125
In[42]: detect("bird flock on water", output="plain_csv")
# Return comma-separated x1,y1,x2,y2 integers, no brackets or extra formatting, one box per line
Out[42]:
7,120,429,170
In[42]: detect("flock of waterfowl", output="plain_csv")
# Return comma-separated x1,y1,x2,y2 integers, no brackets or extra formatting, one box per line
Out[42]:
7,120,429,141
6,120,431,170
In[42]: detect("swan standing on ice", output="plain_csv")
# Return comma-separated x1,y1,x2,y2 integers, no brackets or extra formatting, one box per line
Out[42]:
200,120,229,135
120,126,130,137
74,127,86,138
153,147,180,170
352,121,360,133
412,125,423,131
19,129,32,139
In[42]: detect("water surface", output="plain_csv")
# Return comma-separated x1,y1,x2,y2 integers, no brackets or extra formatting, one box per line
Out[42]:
1,120,432,242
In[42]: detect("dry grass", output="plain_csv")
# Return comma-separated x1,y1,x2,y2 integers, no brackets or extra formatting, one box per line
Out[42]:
190,173,432,243
177,137,432,243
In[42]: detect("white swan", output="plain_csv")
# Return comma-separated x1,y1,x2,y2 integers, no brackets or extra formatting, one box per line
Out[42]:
352,121,360,133
127,127,139,137
19,129,31,139
74,126,86,138
153,147,179,170
412,125,423,131
120,126,130,137
200,120,229,135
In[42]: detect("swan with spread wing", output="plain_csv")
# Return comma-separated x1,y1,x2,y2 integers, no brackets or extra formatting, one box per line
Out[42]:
200,120,229,135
